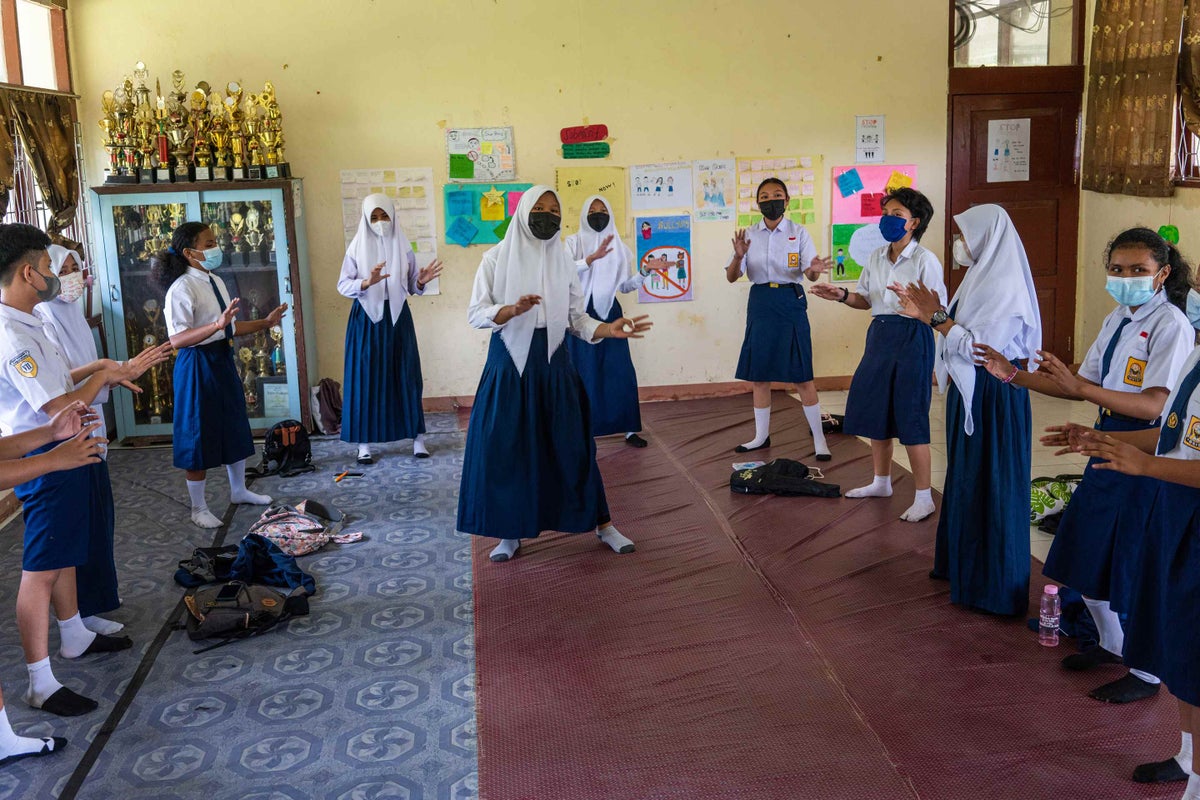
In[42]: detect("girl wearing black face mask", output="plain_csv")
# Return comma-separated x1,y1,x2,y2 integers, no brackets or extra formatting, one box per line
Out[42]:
726,177,835,460
460,186,653,564
564,195,661,448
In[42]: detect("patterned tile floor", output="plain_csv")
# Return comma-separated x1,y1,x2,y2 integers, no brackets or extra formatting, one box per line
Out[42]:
0,413,476,800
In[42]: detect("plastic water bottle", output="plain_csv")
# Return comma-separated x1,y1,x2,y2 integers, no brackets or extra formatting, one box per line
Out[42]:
1039,585,1061,647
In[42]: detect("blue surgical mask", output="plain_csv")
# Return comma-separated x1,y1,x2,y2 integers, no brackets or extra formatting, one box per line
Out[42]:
200,247,224,270
879,215,909,243
1187,289,1200,329
1106,274,1158,308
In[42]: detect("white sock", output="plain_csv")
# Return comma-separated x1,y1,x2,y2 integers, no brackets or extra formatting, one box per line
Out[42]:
227,460,271,505
358,444,372,458
81,615,124,635
1176,732,1194,772
846,475,893,499
1182,772,1200,800
597,524,635,554
741,406,771,450
57,613,97,659
901,488,936,522
1083,597,1124,655
23,658,62,708
190,508,223,529
803,403,830,456
413,436,429,457
489,539,519,561
0,706,56,760
1129,668,1162,684
186,478,208,513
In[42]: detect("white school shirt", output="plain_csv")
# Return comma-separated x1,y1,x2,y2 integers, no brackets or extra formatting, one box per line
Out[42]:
0,303,74,436
37,315,110,453
165,267,233,345
1157,346,1200,460
731,218,817,285
1077,291,1194,395
855,240,948,316
467,246,602,341
336,251,423,306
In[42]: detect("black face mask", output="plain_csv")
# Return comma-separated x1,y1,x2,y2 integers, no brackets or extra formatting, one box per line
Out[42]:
586,212,610,232
758,199,787,221
528,212,561,241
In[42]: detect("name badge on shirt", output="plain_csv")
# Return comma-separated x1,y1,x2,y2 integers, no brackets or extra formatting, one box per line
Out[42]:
8,350,37,379
1124,357,1146,387
1186,416,1200,451
787,252,800,268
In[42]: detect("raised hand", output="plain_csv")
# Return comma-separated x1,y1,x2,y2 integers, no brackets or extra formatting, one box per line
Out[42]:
809,283,844,301
732,229,751,259
609,315,652,339
1035,350,1081,396
892,281,941,323
809,255,834,274
47,400,89,441
512,294,541,316
47,424,106,469
1077,430,1153,476
265,303,289,326
218,297,241,331
587,235,614,265
417,259,443,287
365,261,390,288
973,343,1016,380
1041,422,1092,456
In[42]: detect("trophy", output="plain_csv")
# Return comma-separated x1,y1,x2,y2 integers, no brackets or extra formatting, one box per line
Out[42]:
269,325,286,377
167,202,186,230
247,288,261,320
99,90,122,182
108,82,139,183
152,82,173,182
224,82,248,180
190,89,213,181
242,94,265,180
229,212,246,255
239,347,258,410
258,81,290,178
135,100,156,184
206,91,232,181
254,333,271,377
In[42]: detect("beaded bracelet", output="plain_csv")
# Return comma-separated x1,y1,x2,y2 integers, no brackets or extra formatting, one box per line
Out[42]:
1003,366,1019,385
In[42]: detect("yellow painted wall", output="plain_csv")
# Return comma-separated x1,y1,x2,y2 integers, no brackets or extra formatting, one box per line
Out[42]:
69,0,949,398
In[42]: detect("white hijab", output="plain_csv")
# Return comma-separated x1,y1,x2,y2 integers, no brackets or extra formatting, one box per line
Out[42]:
346,193,416,324
488,184,573,376
938,204,1042,435
571,194,633,319
38,244,97,370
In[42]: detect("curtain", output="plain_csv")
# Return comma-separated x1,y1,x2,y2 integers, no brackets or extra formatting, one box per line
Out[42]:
1082,0,1185,197
3,89,78,236
0,100,14,219
1180,1,1200,172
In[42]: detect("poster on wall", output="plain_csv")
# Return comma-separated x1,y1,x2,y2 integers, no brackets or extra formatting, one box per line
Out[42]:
829,164,918,284
340,167,440,295
555,166,628,236
442,183,534,247
636,215,693,304
445,127,516,182
855,115,885,164
735,155,823,249
693,159,735,222
986,118,1030,182
629,161,692,212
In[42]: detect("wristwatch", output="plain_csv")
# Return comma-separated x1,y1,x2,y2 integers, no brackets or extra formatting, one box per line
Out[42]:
929,309,949,328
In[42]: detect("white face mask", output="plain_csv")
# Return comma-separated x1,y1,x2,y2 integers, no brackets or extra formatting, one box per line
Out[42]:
952,237,975,267
57,272,85,303
370,220,393,237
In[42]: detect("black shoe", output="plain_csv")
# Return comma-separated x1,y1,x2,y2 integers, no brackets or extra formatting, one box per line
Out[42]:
928,570,948,581
357,453,374,465
1061,646,1123,672
734,437,771,454
1089,672,1161,704
625,434,648,448
1133,757,1190,784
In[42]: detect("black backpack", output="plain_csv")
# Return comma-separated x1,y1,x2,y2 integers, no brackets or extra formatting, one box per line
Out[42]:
183,580,309,653
258,419,315,478
729,458,841,498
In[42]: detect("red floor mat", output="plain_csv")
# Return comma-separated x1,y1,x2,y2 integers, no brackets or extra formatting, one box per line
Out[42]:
473,393,1179,800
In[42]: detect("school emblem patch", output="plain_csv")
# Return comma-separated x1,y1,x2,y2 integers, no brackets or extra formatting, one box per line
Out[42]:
787,252,800,268
1168,412,1180,429
1186,416,1200,452
1124,357,1146,387
8,350,37,379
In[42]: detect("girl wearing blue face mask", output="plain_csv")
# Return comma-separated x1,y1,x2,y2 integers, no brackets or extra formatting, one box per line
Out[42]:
980,227,1194,709
152,222,289,529
812,188,946,522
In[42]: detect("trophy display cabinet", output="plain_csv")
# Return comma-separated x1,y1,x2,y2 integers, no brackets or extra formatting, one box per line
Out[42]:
90,178,317,444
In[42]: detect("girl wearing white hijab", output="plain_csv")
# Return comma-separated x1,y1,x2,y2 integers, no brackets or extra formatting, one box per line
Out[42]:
896,204,1041,616
459,186,651,563
337,194,442,464
564,194,657,447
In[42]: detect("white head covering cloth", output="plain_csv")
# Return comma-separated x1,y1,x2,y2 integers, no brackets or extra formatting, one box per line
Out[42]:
937,204,1042,435
573,194,633,319
346,193,415,324
488,185,573,376
38,244,98,370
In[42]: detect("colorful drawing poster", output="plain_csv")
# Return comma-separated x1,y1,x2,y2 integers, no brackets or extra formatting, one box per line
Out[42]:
442,183,533,247
734,155,823,248
555,166,628,236
693,159,735,222
636,215,693,304
340,167,440,295
629,161,692,212
828,164,918,283
446,127,516,183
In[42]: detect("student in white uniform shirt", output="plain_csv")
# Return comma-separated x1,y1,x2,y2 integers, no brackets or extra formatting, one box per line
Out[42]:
727,177,834,460
0,224,167,717
812,188,946,522
151,222,288,529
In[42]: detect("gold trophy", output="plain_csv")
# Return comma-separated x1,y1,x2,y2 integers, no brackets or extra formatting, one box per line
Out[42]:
111,82,138,181
224,82,248,180
239,347,258,410
142,298,166,419
207,91,232,181
99,90,122,182
254,333,271,377
269,325,286,377
242,93,265,180
153,82,174,183
190,88,213,181
229,211,246,255
258,81,290,178
247,288,261,320
167,202,186,230
135,101,156,183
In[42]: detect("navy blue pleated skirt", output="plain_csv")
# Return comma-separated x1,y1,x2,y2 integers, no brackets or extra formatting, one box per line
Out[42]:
16,441,104,572
341,299,426,444
1123,480,1200,705
735,283,814,383
1042,413,1158,610
76,459,119,617
172,340,255,471
843,315,934,445
458,329,610,539
566,297,642,437
934,365,1032,616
